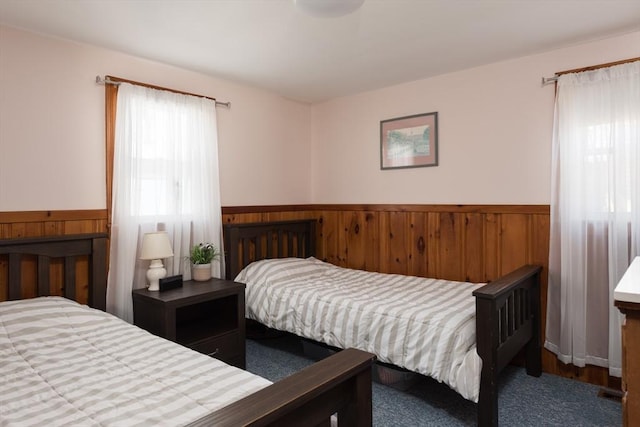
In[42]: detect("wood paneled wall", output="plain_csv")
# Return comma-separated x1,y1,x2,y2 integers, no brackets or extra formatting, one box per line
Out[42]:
224,204,550,281
223,204,618,389
0,205,618,389
0,210,108,238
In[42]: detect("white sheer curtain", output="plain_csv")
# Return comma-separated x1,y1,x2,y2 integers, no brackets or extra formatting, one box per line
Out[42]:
546,61,640,376
106,83,223,322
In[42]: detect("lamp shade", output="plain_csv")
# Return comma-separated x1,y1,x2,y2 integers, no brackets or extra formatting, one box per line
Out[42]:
140,232,174,260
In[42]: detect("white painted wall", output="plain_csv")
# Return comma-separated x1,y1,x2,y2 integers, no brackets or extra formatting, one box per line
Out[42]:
1,26,638,210
310,31,640,204
0,26,312,210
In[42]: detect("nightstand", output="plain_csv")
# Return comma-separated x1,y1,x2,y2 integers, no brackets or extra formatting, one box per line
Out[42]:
132,278,246,369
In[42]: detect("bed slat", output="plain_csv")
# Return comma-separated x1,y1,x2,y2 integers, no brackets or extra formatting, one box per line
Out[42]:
243,237,251,267
65,256,76,301
8,253,21,299
37,255,50,296
1,234,108,310
255,236,263,261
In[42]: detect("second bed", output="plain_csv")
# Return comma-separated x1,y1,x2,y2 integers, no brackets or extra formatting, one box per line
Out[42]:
224,219,543,427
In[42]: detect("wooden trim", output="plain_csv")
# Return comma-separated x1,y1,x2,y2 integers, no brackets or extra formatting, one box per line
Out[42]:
0,205,548,221
556,57,640,76
0,210,107,223
0,210,108,239
222,204,550,215
222,205,317,214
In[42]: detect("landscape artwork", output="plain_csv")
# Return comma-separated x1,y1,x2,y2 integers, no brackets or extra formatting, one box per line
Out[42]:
380,112,438,169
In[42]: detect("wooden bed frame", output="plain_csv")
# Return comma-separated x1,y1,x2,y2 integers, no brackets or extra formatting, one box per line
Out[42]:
0,233,376,427
223,219,543,427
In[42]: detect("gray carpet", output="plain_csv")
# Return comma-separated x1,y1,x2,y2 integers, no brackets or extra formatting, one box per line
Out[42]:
246,334,621,427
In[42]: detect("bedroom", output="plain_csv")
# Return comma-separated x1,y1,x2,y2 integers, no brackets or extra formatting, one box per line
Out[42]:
1,1,639,426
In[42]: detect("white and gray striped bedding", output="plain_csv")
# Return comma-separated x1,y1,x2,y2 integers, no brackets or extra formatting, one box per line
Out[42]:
236,257,483,402
0,297,271,427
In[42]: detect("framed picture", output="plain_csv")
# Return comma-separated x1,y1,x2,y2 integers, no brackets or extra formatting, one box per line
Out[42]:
380,112,438,170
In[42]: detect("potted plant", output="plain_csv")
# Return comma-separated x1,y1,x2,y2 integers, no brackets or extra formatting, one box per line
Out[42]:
186,242,220,281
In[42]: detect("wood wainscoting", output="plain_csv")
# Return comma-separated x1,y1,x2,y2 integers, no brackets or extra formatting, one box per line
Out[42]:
0,210,108,238
223,204,619,390
0,205,619,389
223,204,549,282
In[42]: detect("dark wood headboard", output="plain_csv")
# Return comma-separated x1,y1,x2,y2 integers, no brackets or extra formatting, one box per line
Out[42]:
0,233,108,310
223,220,316,280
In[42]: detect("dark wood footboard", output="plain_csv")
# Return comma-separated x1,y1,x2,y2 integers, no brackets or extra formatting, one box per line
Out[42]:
187,347,376,427
473,264,542,427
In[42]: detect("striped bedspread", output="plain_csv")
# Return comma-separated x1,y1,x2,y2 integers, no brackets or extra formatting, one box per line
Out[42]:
0,297,270,426
236,257,483,402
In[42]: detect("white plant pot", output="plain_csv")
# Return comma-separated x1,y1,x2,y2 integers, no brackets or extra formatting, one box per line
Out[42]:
191,263,212,281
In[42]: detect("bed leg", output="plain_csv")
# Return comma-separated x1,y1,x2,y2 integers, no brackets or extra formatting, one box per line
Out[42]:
525,271,542,377
478,369,498,427
525,335,542,377
475,294,499,427
337,366,373,427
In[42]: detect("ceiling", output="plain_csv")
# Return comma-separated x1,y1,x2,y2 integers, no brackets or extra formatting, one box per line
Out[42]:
1,0,639,103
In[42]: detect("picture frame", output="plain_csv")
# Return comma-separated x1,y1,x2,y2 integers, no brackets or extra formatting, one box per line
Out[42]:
380,112,438,170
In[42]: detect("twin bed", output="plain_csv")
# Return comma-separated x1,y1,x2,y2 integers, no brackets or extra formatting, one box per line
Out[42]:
0,233,375,427
224,219,543,427
2,219,542,427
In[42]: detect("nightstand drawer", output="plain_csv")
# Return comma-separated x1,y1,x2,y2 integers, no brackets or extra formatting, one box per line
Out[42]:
189,331,241,362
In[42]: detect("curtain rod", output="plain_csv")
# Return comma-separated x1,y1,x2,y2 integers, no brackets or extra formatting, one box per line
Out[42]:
541,57,640,87
95,75,231,108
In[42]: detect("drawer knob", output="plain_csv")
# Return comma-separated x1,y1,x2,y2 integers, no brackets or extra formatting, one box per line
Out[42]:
207,348,219,357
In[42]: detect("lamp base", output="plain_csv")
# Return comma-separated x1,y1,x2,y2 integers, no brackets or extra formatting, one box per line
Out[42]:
146,259,167,291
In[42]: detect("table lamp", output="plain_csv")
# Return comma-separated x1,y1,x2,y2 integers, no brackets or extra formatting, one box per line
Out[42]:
140,232,174,291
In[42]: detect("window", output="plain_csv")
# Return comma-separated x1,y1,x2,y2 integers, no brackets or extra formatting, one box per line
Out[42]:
105,79,223,322
546,60,639,376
